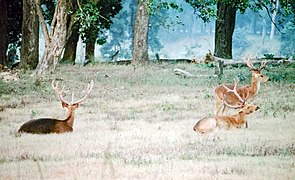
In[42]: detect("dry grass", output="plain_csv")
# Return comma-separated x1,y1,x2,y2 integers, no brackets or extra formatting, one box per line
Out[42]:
0,63,294,179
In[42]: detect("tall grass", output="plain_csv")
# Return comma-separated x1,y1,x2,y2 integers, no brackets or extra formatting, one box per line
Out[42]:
0,63,294,179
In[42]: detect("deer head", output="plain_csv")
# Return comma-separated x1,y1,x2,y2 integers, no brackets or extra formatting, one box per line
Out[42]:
52,80,94,115
246,59,269,82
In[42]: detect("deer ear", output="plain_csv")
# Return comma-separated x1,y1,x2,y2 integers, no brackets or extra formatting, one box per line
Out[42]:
62,102,69,108
72,103,79,108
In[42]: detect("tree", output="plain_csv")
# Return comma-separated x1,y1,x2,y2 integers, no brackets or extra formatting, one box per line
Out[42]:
214,1,237,59
0,0,8,67
61,24,79,64
270,0,279,39
76,0,122,64
132,0,150,65
35,0,76,75
186,0,294,59
20,0,39,69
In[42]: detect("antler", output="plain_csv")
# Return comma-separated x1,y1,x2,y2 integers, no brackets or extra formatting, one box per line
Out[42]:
246,58,257,70
246,58,266,71
52,80,94,105
71,80,94,104
52,80,70,104
222,79,246,109
258,61,267,70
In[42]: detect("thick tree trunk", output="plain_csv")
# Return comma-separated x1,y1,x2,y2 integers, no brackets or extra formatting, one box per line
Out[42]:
132,0,150,65
85,38,96,63
0,0,8,66
20,0,39,69
214,1,236,59
62,25,79,64
35,0,69,75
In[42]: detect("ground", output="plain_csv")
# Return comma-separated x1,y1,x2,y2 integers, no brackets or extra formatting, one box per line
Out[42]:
0,62,294,179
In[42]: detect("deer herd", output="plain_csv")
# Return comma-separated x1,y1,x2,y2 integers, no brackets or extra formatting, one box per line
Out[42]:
17,59,268,135
194,59,268,133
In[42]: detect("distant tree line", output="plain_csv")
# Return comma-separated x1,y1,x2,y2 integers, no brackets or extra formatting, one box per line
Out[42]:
0,0,294,75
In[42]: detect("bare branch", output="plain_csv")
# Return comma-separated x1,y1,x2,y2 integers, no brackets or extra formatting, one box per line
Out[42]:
35,0,50,45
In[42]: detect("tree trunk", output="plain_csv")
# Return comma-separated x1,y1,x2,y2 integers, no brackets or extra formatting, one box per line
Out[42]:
132,0,150,65
20,0,39,69
270,0,279,39
85,38,96,63
214,1,236,59
0,0,8,67
35,0,70,75
61,25,79,64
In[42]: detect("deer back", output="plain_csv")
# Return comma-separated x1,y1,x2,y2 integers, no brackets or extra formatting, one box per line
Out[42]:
18,118,73,134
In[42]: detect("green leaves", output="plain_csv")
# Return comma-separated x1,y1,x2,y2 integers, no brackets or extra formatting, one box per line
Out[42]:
75,2,100,40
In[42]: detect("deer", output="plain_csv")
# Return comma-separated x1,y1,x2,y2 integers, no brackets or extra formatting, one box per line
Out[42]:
193,80,259,133
18,80,94,134
214,59,268,128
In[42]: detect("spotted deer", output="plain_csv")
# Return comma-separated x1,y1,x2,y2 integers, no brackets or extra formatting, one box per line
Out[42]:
18,80,94,134
214,59,268,128
193,80,259,133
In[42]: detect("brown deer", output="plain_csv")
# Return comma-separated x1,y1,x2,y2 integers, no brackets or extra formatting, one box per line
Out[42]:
18,80,94,134
214,59,268,125
193,80,259,133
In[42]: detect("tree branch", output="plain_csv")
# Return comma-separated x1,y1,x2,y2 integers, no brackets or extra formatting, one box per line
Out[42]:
49,1,59,37
35,0,50,45
258,0,283,34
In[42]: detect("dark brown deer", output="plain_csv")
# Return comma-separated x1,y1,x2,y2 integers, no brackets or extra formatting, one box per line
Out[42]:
18,80,94,134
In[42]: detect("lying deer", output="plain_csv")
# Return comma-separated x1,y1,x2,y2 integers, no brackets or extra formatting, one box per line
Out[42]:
194,80,259,133
18,80,94,134
214,59,268,121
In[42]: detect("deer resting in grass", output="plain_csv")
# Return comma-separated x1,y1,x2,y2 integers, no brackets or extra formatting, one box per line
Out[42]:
214,59,268,127
18,80,94,134
193,80,259,133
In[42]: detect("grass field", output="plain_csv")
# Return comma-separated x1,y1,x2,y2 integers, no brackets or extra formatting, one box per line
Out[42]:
0,62,294,179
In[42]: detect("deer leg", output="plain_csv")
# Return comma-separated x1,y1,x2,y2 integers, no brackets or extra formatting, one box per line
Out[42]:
245,121,248,128
215,100,223,115
221,105,228,115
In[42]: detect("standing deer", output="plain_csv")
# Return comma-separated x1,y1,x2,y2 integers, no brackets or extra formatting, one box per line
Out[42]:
214,59,268,127
18,80,94,134
193,80,259,133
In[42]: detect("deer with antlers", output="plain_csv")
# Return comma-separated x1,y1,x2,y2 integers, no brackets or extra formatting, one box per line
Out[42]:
18,80,94,134
194,80,260,133
214,59,268,128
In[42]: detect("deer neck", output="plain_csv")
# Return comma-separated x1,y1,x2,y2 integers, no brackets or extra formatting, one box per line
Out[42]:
64,110,75,128
236,111,246,124
248,76,261,97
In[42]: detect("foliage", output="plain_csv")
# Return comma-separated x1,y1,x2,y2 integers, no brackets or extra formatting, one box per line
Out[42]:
280,21,295,58
41,0,56,24
184,0,216,22
75,0,123,44
185,0,294,24
8,0,22,46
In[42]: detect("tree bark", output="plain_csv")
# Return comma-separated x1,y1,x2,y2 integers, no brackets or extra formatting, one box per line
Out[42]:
85,38,96,63
35,0,74,75
0,0,8,66
214,1,236,59
20,0,39,69
132,0,150,65
61,25,79,64
270,0,279,39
